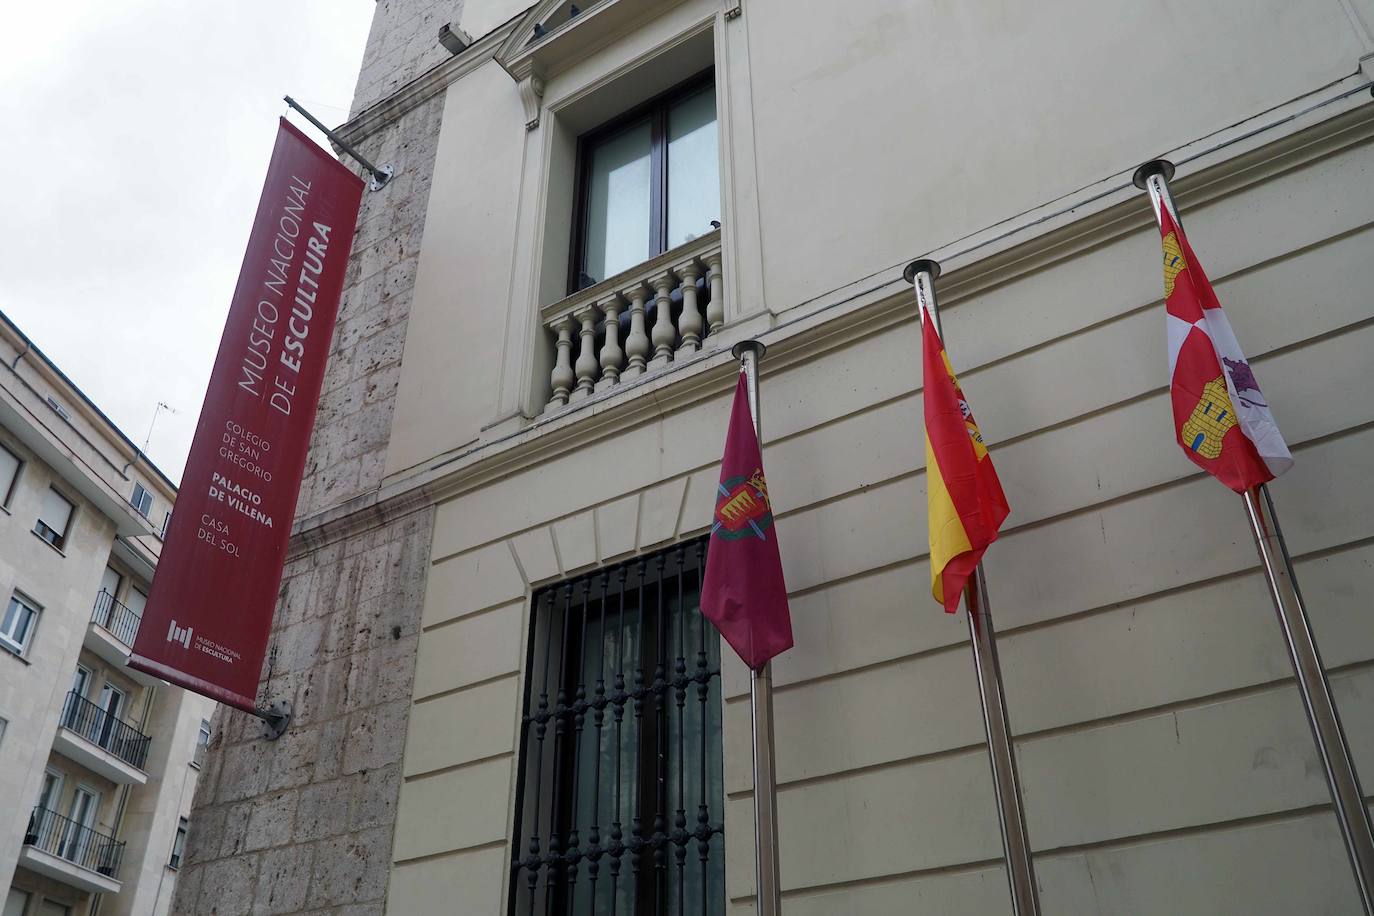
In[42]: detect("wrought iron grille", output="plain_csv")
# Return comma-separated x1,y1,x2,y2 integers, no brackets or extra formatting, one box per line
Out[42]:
59,691,152,771
91,590,141,647
24,806,126,878
510,537,725,915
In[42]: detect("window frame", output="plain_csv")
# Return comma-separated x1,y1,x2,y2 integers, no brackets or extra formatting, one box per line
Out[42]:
0,441,22,510
130,482,153,519
567,67,717,294
33,487,75,551
1,593,41,658
509,538,724,915
168,817,188,869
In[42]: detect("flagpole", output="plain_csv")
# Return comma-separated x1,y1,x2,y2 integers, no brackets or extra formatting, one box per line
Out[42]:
732,339,784,916
1135,159,1374,914
904,261,1043,916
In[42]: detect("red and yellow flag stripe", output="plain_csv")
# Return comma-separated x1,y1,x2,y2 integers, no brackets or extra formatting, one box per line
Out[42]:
923,317,1010,613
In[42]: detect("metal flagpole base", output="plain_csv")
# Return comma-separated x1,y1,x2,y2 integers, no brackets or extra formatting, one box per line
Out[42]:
256,700,293,741
1243,485,1374,913
965,568,1042,916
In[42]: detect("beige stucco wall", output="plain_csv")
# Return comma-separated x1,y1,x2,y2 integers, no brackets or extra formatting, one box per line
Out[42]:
376,0,1374,911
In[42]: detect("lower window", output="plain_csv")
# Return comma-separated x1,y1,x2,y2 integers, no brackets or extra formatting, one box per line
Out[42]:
510,537,725,915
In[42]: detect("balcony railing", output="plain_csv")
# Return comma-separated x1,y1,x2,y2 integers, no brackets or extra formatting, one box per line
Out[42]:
59,691,151,771
91,590,141,648
24,806,125,879
543,229,724,412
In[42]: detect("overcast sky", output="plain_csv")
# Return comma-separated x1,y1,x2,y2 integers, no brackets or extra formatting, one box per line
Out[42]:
0,1,376,485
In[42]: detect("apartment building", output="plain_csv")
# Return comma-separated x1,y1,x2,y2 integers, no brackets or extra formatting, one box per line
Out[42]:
0,312,216,916
173,0,1374,913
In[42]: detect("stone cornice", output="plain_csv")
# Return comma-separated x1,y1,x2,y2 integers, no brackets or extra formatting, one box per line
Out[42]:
335,17,523,147
288,77,1374,558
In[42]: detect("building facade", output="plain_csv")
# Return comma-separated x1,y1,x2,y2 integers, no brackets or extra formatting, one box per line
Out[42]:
174,0,1374,913
0,313,216,916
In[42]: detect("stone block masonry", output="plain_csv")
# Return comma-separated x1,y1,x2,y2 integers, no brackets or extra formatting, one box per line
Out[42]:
294,90,446,520
171,507,434,916
352,0,467,115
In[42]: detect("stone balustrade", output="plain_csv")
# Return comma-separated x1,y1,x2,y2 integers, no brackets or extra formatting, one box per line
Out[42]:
543,229,723,412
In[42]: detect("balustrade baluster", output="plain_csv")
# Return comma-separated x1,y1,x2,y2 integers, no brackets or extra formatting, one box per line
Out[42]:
705,253,724,334
649,273,677,369
598,295,624,391
548,315,576,410
676,262,703,355
623,283,650,381
572,305,600,400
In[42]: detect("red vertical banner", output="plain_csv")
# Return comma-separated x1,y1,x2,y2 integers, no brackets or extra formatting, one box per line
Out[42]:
130,119,364,712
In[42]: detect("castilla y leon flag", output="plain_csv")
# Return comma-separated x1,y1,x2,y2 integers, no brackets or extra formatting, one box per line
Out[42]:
1157,204,1292,492
700,372,793,670
923,317,1009,614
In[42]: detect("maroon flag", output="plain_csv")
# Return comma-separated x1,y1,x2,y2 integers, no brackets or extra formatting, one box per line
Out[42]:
130,120,363,712
700,372,793,670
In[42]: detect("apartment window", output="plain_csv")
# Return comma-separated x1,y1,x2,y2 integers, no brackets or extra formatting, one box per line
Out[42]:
510,538,724,915
192,719,211,768
130,482,153,519
1,594,40,657
0,443,20,509
161,510,172,539
34,488,74,550
0,716,7,748
571,74,719,291
168,817,187,869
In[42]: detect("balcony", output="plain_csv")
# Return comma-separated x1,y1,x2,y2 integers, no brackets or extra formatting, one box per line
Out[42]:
543,229,723,413
84,591,159,686
52,691,150,784
20,806,124,895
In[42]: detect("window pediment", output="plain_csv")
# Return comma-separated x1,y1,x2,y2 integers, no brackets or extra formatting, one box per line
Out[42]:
498,0,696,127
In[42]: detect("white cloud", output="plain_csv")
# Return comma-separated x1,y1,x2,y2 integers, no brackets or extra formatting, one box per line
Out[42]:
0,0,376,485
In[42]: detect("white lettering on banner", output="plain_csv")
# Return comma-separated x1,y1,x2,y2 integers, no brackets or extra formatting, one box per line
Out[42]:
208,472,274,529
238,174,312,399
272,220,334,417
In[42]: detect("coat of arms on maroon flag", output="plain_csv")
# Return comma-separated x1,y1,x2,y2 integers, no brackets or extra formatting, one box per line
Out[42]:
700,372,794,671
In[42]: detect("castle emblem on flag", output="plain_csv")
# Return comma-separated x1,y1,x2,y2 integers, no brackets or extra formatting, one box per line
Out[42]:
1162,231,1186,298
713,469,773,541
1181,376,1237,458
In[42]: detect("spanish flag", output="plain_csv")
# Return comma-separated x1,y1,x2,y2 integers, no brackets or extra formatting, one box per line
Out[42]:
923,316,1009,613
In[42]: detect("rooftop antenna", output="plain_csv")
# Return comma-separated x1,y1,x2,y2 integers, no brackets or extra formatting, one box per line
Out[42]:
123,401,177,475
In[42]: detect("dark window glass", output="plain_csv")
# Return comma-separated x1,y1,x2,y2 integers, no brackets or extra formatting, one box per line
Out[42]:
573,76,718,292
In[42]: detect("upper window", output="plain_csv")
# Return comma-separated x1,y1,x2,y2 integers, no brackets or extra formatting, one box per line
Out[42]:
131,482,153,519
34,488,74,550
161,510,172,539
0,443,20,509
572,75,719,291
1,593,40,657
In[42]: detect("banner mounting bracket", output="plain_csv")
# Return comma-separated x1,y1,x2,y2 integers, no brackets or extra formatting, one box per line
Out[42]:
256,699,293,741
284,95,394,190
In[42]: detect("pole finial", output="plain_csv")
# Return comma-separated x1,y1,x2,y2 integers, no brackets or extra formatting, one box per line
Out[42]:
731,339,766,362
903,259,941,285
1132,158,1176,190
